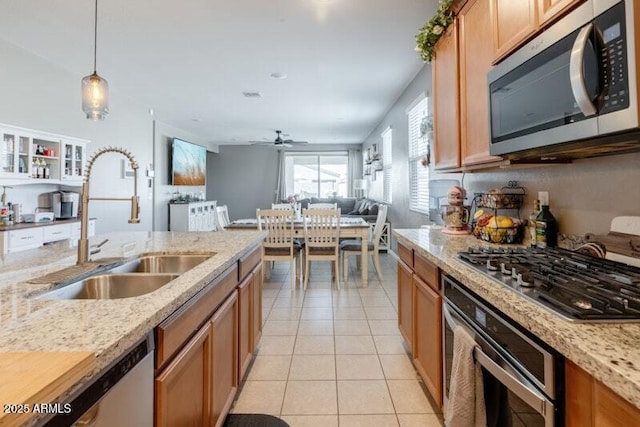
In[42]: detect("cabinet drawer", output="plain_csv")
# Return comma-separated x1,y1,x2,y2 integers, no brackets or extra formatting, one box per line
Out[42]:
43,224,71,242
9,228,43,250
238,245,261,282
414,253,439,290
398,242,414,268
156,263,238,369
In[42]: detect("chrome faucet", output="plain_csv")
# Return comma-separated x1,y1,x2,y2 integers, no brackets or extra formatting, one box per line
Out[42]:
77,146,140,264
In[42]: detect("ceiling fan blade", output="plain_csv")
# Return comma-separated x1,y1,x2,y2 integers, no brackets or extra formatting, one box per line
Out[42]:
283,140,308,144
249,140,273,145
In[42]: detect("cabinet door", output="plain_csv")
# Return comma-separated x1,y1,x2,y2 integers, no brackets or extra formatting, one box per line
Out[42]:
210,292,239,427
1,129,31,178
432,20,461,170
155,323,211,427
565,360,593,427
252,263,263,350
491,0,538,62
397,260,413,352
413,274,443,408
459,0,503,167
538,0,583,27
237,275,252,382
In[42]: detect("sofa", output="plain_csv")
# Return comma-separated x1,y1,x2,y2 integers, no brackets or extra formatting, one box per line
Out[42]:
294,197,386,223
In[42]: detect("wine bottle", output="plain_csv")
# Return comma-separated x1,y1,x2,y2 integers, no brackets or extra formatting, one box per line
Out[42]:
535,204,558,248
528,200,540,247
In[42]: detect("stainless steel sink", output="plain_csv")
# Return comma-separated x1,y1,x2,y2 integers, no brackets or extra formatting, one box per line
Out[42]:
33,253,214,300
107,253,214,274
36,273,179,300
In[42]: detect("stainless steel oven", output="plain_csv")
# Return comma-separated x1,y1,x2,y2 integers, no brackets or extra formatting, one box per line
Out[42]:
488,0,639,160
442,275,564,426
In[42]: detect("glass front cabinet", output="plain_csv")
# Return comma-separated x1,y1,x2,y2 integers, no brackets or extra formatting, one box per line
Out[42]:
0,124,87,184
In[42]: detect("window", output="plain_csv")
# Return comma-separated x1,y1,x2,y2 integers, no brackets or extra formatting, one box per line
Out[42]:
407,95,430,214
284,152,349,198
381,127,392,204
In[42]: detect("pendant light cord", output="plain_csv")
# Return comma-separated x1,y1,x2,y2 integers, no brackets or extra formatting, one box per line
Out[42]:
93,0,98,73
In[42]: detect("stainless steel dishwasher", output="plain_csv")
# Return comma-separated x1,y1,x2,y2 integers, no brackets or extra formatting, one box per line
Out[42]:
42,332,154,427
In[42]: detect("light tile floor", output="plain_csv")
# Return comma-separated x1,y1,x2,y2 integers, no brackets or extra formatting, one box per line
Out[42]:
230,253,444,427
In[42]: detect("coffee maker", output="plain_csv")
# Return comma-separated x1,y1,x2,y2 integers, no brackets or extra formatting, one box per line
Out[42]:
51,191,79,219
441,186,471,234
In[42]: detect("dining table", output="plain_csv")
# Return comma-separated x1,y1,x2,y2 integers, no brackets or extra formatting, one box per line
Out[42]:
226,217,372,287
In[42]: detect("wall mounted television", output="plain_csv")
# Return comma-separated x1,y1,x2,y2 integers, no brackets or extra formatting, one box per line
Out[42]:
171,138,206,186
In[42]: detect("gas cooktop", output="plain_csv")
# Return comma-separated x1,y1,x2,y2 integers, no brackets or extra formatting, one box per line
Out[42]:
458,246,640,322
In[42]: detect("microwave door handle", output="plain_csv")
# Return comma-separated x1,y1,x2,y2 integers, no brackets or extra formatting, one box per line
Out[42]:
473,346,554,422
570,23,597,117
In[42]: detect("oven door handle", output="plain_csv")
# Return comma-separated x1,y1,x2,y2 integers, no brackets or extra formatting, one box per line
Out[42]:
473,345,555,423
569,23,597,117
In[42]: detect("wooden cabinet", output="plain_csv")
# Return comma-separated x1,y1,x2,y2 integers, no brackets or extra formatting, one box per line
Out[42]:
396,241,443,408
237,275,252,381
459,0,503,167
155,323,211,427
491,0,584,62
251,263,263,350
432,19,461,171
210,292,239,427
538,0,583,26
566,360,640,426
491,0,538,62
412,274,443,407
397,259,413,352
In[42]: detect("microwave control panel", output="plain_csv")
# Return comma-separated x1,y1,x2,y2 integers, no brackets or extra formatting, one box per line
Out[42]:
597,1,629,114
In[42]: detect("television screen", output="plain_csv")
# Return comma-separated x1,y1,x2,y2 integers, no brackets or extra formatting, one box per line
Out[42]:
172,138,206,186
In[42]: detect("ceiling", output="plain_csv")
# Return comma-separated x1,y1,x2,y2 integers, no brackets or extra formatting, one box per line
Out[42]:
0,0,436,145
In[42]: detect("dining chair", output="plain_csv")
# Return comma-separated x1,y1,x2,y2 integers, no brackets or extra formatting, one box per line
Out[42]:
257,209,303,289
307,203,337,209
302,208,341,290
216,205,231,229
340,204,388,282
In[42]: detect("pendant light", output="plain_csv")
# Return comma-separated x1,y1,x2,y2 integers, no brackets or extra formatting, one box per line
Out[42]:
81,0,109,120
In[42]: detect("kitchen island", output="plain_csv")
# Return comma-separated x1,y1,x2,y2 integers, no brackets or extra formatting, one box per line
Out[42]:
0,230,266,426
394,227,640,418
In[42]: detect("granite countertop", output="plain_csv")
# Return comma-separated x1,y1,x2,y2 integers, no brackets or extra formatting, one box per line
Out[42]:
0,230,266,413
393,226,640,409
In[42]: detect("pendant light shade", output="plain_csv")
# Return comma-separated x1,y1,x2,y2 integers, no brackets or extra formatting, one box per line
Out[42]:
82,72,109,120
82,0,109,120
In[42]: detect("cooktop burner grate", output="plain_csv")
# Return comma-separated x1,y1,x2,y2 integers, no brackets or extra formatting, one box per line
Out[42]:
458,247,640,322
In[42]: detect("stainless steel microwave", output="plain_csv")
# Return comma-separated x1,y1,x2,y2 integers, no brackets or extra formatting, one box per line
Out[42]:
488,0,639,160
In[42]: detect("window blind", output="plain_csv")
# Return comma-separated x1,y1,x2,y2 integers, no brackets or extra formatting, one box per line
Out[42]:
381,127,392,204
407,97,430,214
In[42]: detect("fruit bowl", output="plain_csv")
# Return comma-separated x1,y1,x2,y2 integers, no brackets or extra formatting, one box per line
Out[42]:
472,213,524,244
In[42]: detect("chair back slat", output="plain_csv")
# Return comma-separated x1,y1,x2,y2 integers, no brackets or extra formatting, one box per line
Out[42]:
302,208,340,248
257,209,295,250
371,205,388,249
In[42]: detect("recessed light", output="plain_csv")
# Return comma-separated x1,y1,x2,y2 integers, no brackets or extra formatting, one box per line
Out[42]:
270,72,288,80
242,91,263,98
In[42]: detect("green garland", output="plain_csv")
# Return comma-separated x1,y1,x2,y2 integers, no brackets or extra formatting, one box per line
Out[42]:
415,0,456,63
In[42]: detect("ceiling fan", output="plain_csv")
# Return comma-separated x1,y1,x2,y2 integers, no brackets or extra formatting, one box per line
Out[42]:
249,130,308,147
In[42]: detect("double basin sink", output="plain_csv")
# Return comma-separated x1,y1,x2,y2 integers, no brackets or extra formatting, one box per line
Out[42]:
36,253,215,300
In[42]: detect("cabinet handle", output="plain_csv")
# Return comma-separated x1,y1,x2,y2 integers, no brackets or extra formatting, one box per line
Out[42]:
20,236,34,240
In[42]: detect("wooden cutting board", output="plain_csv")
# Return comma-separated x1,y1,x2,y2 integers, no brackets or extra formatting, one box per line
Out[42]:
0,352,95,427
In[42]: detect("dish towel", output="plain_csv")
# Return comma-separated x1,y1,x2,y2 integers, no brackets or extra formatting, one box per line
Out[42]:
444,324,487,427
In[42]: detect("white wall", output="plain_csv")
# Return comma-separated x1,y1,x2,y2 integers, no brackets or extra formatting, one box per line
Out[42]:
153,121,218,231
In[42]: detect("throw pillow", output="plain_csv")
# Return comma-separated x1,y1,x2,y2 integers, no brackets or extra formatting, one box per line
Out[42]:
360,208,369,215
368,204,379,216
347,210,360,215
358,201,369,214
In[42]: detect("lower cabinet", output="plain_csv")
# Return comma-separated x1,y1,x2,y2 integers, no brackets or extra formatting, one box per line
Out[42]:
211,292,239,427
154,245,263,427
413,275,443,407
396,242,443,408
566,360,640,426
155,323,212,427
397,260,413,352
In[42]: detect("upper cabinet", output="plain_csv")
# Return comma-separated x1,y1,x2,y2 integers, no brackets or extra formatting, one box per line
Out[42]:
459,0,503,167
491,0,584,63
432,20,461,171
0,124,87,185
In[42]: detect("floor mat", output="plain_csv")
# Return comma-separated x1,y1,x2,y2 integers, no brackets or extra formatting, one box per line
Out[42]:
223,414,289,427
